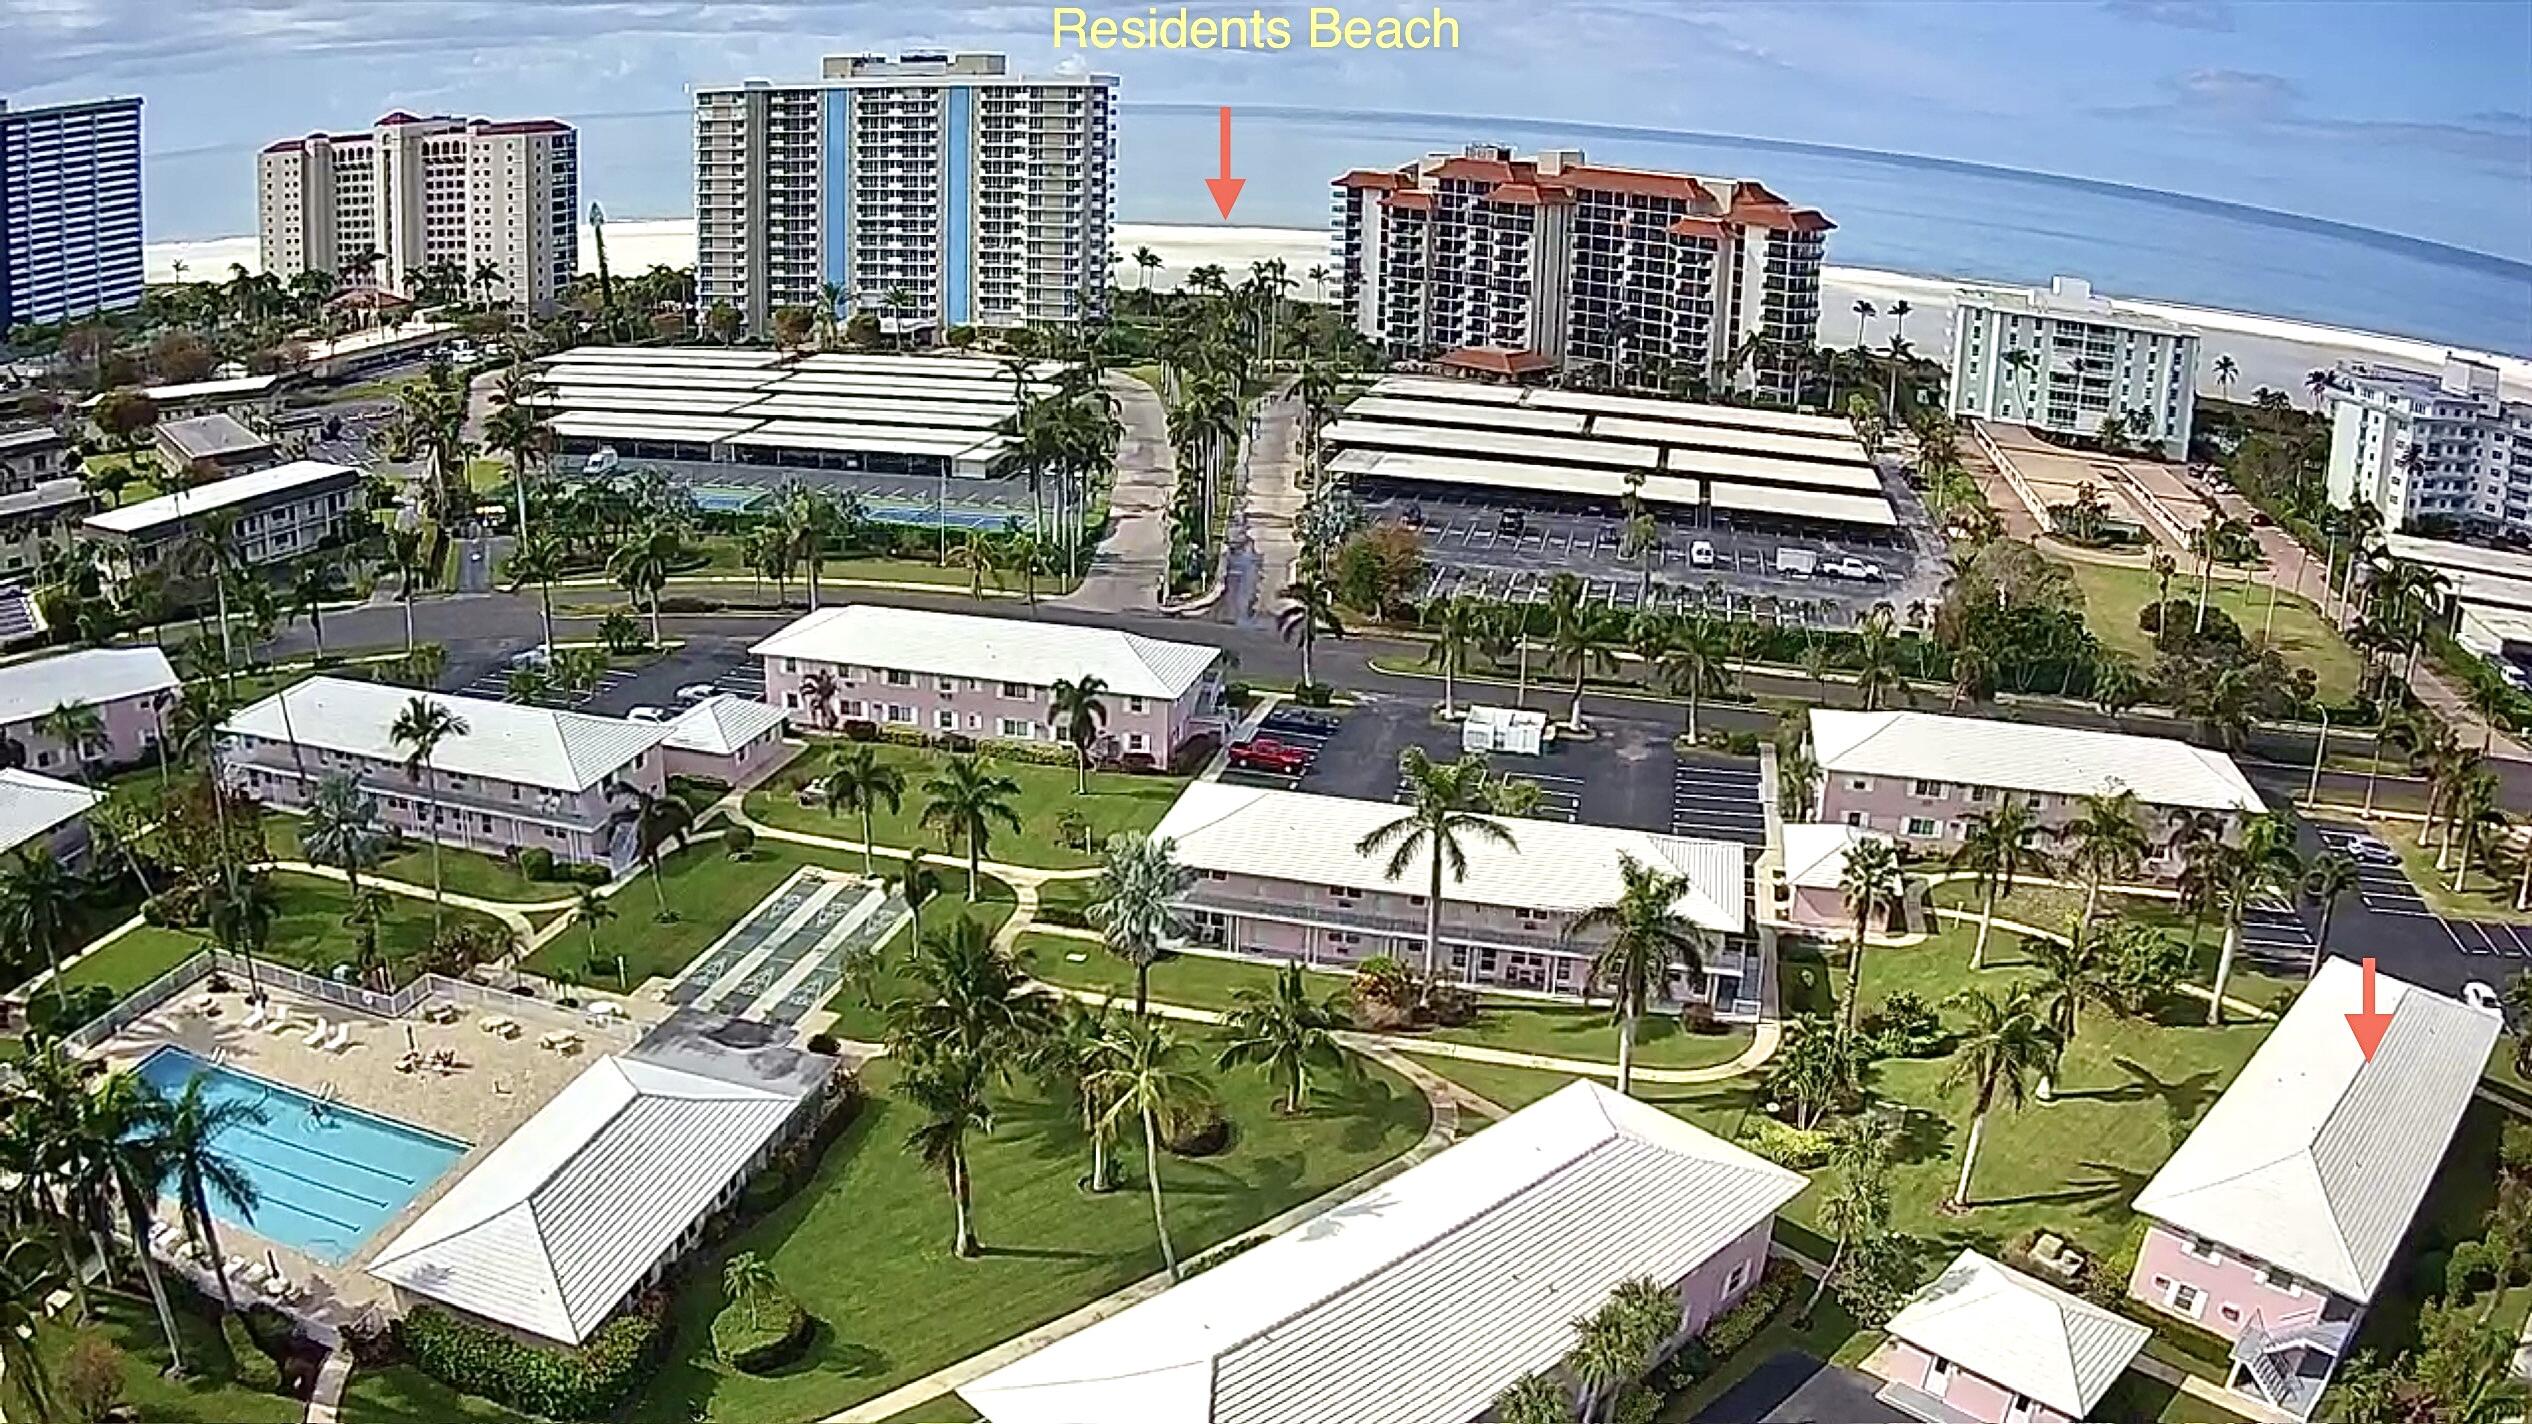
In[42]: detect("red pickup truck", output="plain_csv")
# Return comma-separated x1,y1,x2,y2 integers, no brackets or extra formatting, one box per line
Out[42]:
1226,737,1311,774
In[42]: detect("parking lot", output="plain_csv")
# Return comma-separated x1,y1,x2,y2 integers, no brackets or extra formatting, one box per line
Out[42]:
443,637,765,719
1360,485,1946,627
2304,820,2532,993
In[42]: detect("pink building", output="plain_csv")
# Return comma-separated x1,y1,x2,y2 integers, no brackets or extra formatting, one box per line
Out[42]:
751,605,1226,764
221,678,675,872
1872,1251,2150,1423
2129,958,2499,1419
0,769,102,869
963,1080,1807,1423
1810,709,2263,870
660,695,793,786
0,646,178,776
1778,822,1889,931
1152,781,1759,1015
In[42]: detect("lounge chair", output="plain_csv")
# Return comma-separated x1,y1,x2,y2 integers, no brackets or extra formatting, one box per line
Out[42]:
301,1017,329,1048
265,1011,298,1036
241,1003,267,1031
324,1023,351,1052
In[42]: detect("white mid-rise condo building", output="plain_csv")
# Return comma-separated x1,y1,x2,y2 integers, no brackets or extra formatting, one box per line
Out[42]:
0,96,144,330
1331,144,1830,402
1947,275,2201,459
256,112,579,314
692,52,1117,339
2324,356,2532,537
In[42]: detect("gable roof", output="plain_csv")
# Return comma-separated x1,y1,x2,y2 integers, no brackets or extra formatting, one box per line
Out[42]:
0,769,99,857
222,678,674,793
0,646,177,726
1152,781,1745,930
750,605,1222,702
961,1081,1803,1424
1809,709,2263,813
367,1056,809,1344
2132,958,2498,1300
662,695,787,756
1885,1252,2150,1418
1780,822,1889,891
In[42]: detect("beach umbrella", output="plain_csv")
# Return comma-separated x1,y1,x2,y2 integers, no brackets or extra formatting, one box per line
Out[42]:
405,1024,417,1053
265,1248,282,1281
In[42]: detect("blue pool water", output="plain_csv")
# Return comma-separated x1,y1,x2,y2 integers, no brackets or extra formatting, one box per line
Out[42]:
689,484,768,514
135,1047,468,1264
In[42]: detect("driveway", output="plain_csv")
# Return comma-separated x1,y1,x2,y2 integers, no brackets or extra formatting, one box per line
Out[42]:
1285,698,1683,836
1691,1350,1908,1424
1063,371,1176,615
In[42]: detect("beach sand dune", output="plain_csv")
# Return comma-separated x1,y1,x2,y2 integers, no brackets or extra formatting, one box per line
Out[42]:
144,219,2527,400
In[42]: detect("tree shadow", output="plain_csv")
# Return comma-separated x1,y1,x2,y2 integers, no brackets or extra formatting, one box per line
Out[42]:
1887,1105,1955,1167
768,1319,892,1381
2106,1055,2227,1150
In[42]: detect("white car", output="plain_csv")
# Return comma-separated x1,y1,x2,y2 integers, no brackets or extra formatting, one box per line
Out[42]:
676,683,719,703
2345,834,2400,867
1689,540,1716,569
627,706,670,723
2465,981,2503,1015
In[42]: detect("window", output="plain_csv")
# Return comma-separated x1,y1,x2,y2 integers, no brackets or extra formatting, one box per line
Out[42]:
884,669,914,687
1721,1260,1750,1295
1966,785,1992,803
1905,817,1939,838
2182,1236,2223,1265
2220,1304,2243,1324
1001,681,1033,699
1329,885,1361,901
934,710,956,730
2163,1281,2206,1319
1128,696,1147,713
1910,779,1945,797
1843,811,1868,829
998,718,1034,738
1127,732,1148,752
886,704,914,724
2259,1266,2301,1296
1845,777,1869,792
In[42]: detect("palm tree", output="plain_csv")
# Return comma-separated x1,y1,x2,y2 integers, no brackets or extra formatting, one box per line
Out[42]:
2025,932,2109,1098
1087,832,1190,1015
301,770,385,909
1028,998,1123,1191
1565,854,1709,1095
605,780,696,917
722,1252,777,1330
573,884,615,972
505,533,565,657
821,747,906,875
608,520,682,645
0,849,81,1013
1851,298,1877,349
1941,983,2058,1207
1420,596,1486,719
900,1048,993,1258
1655,616,1735,740
1217,963,1349,1114
1049,675,1110,794
921,756,1024,898
1357,749,1516,997
890,850,943,944
1852,611,1907,711
2055,790,2147,931
0,1236,61,1419
388,696,467,931
2208,813,2301,1025
2212,353,2238,403
35,701,105,785
149,1070,266,1309
1277,575,1343,689
1951,801,2047,969
1091,1017,1210,1282
1133,246,1161,290
1837,836,1904,1037
84,1070,187,1374
1481,600,1537,709
1543,573,1615,730
2302,851,2357,979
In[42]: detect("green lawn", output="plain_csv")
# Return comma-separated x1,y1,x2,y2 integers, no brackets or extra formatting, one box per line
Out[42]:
625,1051,1432,1423
54,924,206,1000
873,1394,982,1424
2376,819,2532,924
1019,937,1754,1070
63,872,508,993
8,1292,304,1424
2052,556,2363,706
465,455,508,493
746,742,1186,870
264,816,568,905
815,879,1022,1043
520,838,864,989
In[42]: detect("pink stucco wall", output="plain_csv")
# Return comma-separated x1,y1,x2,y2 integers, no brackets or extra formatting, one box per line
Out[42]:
1675,1217,1776,1335
2,689,167,775
1815,772,2235,873
2129,1223,2344,1340
663,727,790,787
763,653,1222,759
1787,884,1847,929
1877,1340,2078,1424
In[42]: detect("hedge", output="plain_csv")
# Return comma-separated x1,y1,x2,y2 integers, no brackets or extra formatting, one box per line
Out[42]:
1738,1117,1831,1170
711,1286,812,1374
397,1295,666,1419
1653,1257,1805,1395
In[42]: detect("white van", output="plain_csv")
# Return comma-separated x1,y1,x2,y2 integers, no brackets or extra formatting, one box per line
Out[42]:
1689,540,1716,569
1775,548,1818,578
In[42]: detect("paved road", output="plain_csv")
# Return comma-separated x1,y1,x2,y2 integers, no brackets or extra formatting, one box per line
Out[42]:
1225,384,1303,629
1059,372,1175,615
1692,1350,1906,1424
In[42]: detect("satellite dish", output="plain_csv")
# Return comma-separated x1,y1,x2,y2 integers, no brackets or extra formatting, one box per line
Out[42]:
586,446,621,477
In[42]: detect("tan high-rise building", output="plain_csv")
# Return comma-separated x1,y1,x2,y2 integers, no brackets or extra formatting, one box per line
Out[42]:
256,112,578,314
1333,144,1830,402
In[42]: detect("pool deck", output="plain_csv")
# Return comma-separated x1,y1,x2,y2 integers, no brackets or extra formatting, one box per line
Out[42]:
96,979,657,1338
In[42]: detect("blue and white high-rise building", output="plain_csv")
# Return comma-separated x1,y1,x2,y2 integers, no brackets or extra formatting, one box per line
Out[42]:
0,95,144,331
693,53,1115,339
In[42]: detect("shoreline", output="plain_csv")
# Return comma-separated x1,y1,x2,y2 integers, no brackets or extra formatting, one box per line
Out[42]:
143,219,2529,398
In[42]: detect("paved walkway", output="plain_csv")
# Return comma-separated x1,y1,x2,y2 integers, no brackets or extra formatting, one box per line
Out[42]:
303,1348,351,1424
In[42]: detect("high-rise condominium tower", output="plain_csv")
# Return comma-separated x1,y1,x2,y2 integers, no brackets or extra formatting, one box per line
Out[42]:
1332,144,1830,401
256,112,579,314
692,52,1117,339
2326,356,2532,537
0,96,144,330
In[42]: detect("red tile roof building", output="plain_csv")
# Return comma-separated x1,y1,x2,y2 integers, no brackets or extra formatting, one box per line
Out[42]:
1331,144,1831,401
256,112,578,315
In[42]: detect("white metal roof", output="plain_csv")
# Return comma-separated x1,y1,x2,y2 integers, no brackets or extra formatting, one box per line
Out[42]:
78,374,279,409
1590,414,1871,466
961,1081,1803,1424
1323,418,1661,471
83,460,360,536
1779,822,1889,891
1885,1252,2151,1418
526,387,762,416
736,396,1010,429
1663,447,1886,493
0,769,99,858
751,605,1222,702
1808,709,2263,812
1366,375,1528,405
1342,396,1591,437
792,352,1066,381
662,695,788,756
1706,481,1900,528
535,366,783,391
547,413,760,444
724,423,1005,458
1328,449,1706,510
222,677,674,793
0,646,177,726
538,347,787,369
155,413,274,462
2133,958,2498,1300
366,1056,800,1344
1152,781,1745,930
1525,387,1856,437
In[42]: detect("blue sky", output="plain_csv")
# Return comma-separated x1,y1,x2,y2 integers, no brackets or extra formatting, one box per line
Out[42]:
5,0,2527,257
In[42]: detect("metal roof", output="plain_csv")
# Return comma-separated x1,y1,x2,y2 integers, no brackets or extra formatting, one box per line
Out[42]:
1779,822,1890,890
1706,481,1899,527
155,414,276,462
661,696,788,756
83,460,361,536
1884,1252,2151,1419
0,770,99,859
724,423,1006,458
1364,375,1528,405
1809,709,2263,811
223,677,675,793
1328,449,1705,509
751,605,1222,702
1323,418,1661,471
1524,386,1856,437
2133,959,2499,1300
0,647,177,726
1591,414,1870,467
1663,447,1885,493
1152,781,1745,929
1341,396,1591,437
962,1082,1804,1424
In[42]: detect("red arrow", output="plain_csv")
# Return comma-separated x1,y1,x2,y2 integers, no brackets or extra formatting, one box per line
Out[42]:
2346,957,2394,1061
1205,106,1245,219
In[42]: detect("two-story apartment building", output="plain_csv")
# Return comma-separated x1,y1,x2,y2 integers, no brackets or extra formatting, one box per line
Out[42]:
0,645,177,774
221,678,676,871
1150,781,1758,1014
2129,958,2497,1419
152,412,277,480
0,768,102,867
1873,1251,2151,1424
81,459,367,594
0,425,91,585
753,605,1227,763
1809,709,2262,870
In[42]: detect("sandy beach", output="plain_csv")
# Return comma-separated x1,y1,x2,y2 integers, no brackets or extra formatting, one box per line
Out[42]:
145,218,2528,401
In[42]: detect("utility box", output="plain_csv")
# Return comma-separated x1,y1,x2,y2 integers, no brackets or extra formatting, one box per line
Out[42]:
1462,705,1548,755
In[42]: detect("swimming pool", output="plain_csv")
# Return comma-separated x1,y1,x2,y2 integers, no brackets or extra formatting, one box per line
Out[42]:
134,1047,469,1264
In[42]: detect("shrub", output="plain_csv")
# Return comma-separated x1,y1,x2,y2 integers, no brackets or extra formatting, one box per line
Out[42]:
659,595,722,614
2447,1238,2499,1301
1701,1257,1801,1359
516,846,556,880
567,862,611,886
28,983,115,1036
63,1328,124,1422
1349,955,1417,1031
722,823,757,859
806,1032,840,1056
1861,991,1945,1058
712,1286,812,1374
1424,981,1479,1027
222,1312,282,1392
1737,1117,1830,1169
397,1298,665,1419
839,718,879,742
1292,680,1336,708
1163,1102,1233,1157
